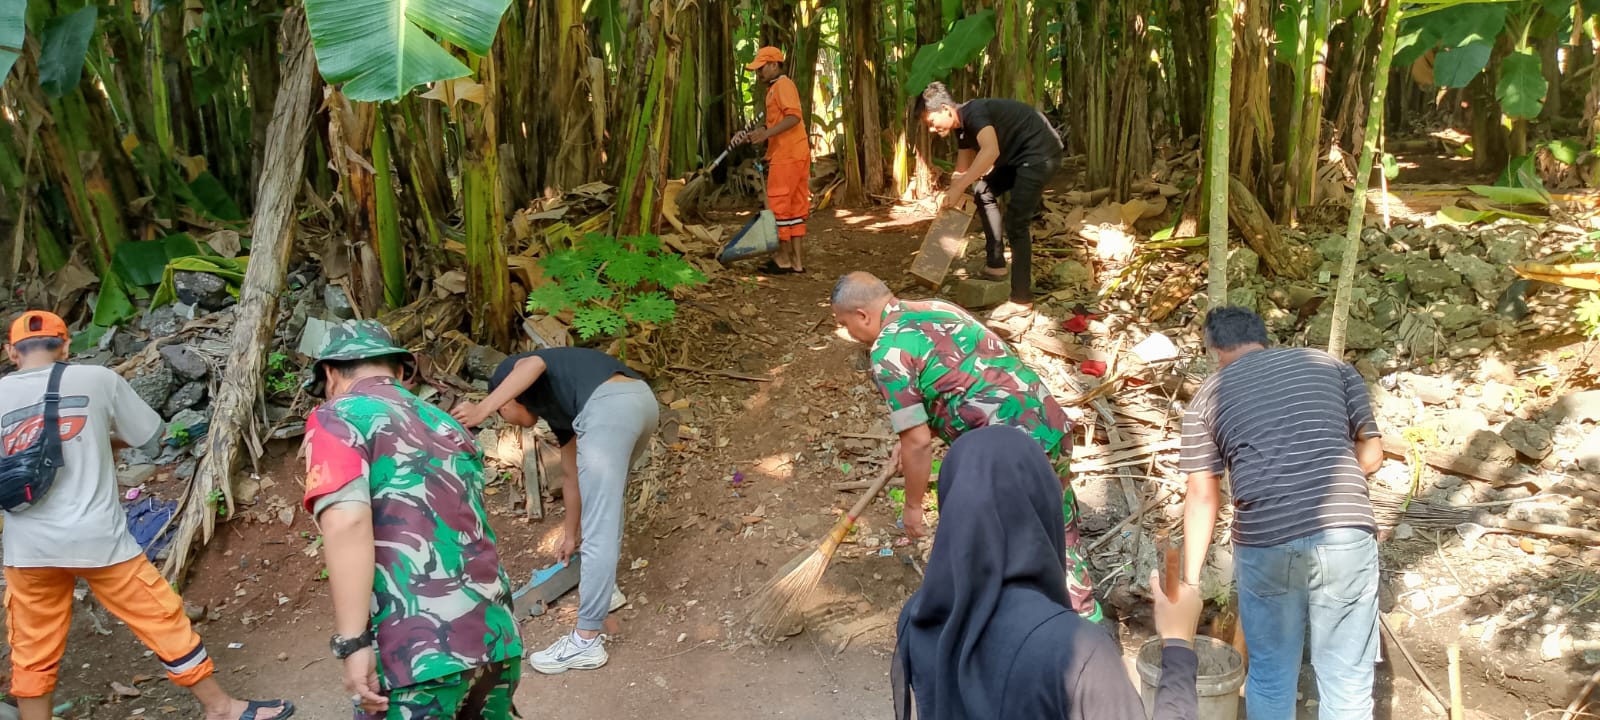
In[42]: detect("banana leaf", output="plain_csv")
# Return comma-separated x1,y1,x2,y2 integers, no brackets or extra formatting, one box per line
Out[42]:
0,0,22,84
151,256,249,309
303,0,513,101
112,234,204,287
1466,184,1551,206
38,6,97,99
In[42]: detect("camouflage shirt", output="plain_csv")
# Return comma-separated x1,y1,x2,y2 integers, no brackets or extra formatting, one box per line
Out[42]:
301,376,522,691
869,299,1072,459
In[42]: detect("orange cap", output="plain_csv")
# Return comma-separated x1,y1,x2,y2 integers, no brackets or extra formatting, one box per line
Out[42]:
9,311,69,345
745,46,785,71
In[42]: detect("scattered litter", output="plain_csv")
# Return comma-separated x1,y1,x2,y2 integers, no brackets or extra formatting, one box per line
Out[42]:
124,487,142,501
226,643,243,650
1079,360,1108,377
630,558,649,570
878,548,894,557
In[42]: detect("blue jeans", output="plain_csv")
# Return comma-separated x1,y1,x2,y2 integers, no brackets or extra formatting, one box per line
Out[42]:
1235,527,1380,720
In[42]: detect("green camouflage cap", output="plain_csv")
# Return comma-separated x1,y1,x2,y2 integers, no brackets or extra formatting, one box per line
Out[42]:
304,319,416,398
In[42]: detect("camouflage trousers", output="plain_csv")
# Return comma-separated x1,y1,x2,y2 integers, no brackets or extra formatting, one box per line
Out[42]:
1056,459,1102,623
357,660,521,720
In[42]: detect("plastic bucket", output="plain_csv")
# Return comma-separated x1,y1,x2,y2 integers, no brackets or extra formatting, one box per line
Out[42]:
718,210,779,264
1137,636,1245,720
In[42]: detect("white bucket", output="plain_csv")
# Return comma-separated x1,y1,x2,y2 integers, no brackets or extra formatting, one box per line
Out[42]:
1137,636,1246,720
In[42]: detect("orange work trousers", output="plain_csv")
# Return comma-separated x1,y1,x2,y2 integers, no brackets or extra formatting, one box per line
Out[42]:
4,556,214,697
767,159,811,242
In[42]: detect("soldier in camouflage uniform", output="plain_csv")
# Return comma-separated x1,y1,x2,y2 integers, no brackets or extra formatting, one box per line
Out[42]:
301,321,523,719
830,272,1100,621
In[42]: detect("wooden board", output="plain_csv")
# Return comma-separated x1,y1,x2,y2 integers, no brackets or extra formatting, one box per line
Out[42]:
909,206,975,287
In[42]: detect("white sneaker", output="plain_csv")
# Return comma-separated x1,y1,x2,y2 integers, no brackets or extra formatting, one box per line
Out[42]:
610,586,628,613
529,633,609,674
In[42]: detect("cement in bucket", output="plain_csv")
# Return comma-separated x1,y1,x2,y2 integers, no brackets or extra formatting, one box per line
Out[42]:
718,210,779,264
1137,636,1245,720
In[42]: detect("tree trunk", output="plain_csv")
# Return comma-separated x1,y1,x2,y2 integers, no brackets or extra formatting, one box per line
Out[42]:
843,0,886,204
1588,16,1600,149
463,53,513,348
1229,176,1312,279
1229,0,1275,214
1328,0,1400,359
1169,0,1210,140
1467,73,1508,174
1283,0,1331,222
164,9,316,582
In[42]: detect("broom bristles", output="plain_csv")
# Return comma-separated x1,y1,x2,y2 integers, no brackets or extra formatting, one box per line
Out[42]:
746,546,835,637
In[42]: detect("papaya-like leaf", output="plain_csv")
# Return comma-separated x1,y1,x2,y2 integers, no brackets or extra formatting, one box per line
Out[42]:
1495,49,1546,120
1433,42,1492,88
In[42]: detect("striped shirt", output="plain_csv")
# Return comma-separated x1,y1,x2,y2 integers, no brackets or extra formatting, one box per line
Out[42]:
1178,347,1381,546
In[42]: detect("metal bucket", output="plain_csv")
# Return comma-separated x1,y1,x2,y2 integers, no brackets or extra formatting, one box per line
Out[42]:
1137,636,1246,720
717,210,779,264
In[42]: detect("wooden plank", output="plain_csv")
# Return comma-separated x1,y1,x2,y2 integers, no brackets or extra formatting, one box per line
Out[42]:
908,206,975,287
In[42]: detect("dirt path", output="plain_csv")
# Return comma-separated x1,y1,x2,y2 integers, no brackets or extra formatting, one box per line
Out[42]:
5,203,1590,719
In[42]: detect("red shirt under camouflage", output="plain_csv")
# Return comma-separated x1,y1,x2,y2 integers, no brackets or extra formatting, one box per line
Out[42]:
869,299,1072,460
302,376,522,690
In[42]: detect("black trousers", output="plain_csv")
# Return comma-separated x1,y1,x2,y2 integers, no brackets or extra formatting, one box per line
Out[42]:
970,156,1059,303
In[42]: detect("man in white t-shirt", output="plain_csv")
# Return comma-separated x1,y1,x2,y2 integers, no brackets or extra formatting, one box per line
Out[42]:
0,311,294,720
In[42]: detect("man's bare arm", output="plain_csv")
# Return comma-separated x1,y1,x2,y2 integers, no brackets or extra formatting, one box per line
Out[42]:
1181,470,1221,585
1355,435,1383,475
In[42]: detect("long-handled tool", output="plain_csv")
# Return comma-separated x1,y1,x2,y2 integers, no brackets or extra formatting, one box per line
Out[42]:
747,464,899,637
675,121,760,219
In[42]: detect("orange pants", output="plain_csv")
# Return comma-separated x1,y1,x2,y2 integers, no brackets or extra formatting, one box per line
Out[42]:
767,159,811,242
4,556,213,697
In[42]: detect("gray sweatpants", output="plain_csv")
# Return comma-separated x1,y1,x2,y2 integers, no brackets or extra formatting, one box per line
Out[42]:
572,380,658,631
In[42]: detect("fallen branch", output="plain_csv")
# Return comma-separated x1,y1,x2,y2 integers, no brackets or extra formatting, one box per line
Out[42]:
163,11,315,583
1085,487,1175,554
1561,668,1600,720
1380,614,1450,715
669,364,772,382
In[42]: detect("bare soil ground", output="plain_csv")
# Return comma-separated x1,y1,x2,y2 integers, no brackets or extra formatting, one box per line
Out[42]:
3,199,1594,719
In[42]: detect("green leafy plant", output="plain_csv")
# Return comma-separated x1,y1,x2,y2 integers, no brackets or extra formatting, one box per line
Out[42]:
265,352,299,396
525,233,706,343
169,424,193,448
1577,293,1600,339
205,489,226,517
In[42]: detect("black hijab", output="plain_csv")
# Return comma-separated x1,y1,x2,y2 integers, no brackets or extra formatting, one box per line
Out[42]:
893,425,1089,720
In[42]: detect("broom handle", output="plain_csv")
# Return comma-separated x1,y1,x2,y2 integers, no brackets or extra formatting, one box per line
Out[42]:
818,465,899,555
846,464,899,523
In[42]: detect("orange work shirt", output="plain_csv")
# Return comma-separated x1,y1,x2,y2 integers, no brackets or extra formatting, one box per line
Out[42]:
763,75,809,163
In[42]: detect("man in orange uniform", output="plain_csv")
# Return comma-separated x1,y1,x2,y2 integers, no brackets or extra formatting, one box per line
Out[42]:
735,46,811,274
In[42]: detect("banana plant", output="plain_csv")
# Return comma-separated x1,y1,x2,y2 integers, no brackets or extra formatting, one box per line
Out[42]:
302,0,513,324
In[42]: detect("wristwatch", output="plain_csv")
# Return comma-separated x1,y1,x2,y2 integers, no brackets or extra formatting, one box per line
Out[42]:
329,630,375,659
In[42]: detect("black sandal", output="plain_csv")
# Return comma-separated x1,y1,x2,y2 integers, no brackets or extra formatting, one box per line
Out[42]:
759,260,799,275
239,699,296,720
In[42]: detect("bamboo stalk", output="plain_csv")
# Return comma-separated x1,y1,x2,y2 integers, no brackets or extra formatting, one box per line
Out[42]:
1205,0,1235,306
1326,0,1401,358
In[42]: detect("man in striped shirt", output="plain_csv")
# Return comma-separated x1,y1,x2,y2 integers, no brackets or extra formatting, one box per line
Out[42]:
1178,306,1384,720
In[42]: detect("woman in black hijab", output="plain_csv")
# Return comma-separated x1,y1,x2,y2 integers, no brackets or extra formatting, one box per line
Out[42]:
893,426,1202,720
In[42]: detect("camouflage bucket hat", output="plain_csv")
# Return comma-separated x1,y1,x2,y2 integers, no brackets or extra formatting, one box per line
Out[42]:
304,319,416,398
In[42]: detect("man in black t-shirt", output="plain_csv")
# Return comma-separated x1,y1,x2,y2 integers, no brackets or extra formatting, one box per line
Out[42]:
452,347,659,675
921,82,1063,325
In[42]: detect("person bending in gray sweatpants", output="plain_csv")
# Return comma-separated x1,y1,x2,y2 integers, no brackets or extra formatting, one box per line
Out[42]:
452,347,659,674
